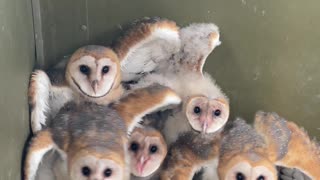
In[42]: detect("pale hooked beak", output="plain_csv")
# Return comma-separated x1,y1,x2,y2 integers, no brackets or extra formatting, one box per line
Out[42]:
91,80,98,94
137,156,148,175
202,121,208,133
200,114,211,134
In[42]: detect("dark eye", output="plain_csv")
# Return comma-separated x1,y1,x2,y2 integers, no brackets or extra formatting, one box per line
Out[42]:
104,168,112,177
257,175,265,180
130,142,139,152
79,65,90,75
150,145,158,153
236,172,245,180
102,66,109,74
214,109,221,116
194,106,201,114
81,166,91,177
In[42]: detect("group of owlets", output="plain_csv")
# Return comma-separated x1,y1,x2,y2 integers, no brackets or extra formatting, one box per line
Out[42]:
24,17,319,180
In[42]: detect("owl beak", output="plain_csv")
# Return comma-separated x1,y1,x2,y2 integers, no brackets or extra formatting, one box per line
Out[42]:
91,80,99,94
202,121,208,133
200,114,212,133
137,156,148,175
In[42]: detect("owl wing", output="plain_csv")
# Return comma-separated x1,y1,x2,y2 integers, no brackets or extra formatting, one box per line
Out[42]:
114,17,180,82
114,83,181,135
254,111,320,179
24,130,56,180
178,23,221,74
253,111,291,161
28,69,73,133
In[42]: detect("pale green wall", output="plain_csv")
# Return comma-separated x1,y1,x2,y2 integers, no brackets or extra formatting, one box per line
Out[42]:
0,0,35,179
0,1,319,178
35,0,320,138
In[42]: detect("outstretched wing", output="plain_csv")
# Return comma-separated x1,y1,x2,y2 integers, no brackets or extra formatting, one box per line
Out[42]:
114,83,181,135
28,69,73,133
254,111,320,179
114,17,180,82
24,130,56,180
178,23,221,74
254,111,291,161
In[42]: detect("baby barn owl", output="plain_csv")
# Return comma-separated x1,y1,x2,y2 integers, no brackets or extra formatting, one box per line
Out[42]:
219,112,320,180
24,84,181,180
254,111,320,179
119,21,228,144
129,126,167,179
218,118,277,180
29,45,122,132
115,19,229,180
29,17,181,134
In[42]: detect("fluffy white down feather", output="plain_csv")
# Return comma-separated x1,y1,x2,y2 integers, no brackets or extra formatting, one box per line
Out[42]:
180,23,220,56
132,70,228,144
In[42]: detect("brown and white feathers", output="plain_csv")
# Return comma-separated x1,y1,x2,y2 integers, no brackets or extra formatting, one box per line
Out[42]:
114,19,229,180
129,126,167,178
218,112,320,180
28,45,122,133
114,17,180,82
24,84,181,180
122,21,229,145
254,111,320,179
218,118,277,180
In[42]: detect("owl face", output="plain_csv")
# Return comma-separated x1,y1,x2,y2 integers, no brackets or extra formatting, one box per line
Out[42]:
185,96,229,133
66,50,119,99
69,150,125,180
128,128,167,177
218,153,277,180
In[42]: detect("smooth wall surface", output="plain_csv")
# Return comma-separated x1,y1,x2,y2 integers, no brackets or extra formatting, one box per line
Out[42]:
0,0,35,179
35,0,320,138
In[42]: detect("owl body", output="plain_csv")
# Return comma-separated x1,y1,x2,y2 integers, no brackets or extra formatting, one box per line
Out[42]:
162,110,192,145
30,17,181,134
120,20,230,180
218,112,320,180
132,66,229,141
160,130,222,180
217,118,278,180
45,67,74,121
24,84,181,180
29,45,123,133
254,112,320,179
134,70,229,180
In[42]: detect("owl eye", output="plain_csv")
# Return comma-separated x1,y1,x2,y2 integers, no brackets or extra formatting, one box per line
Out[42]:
194,106,201,114
102,66,109,74
130,142,139,152
79,65,90,75
236,172,245,180
104,168,112,177
257,175,265,180
213,109,221,116
150,145,158,153
81,166,91,177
